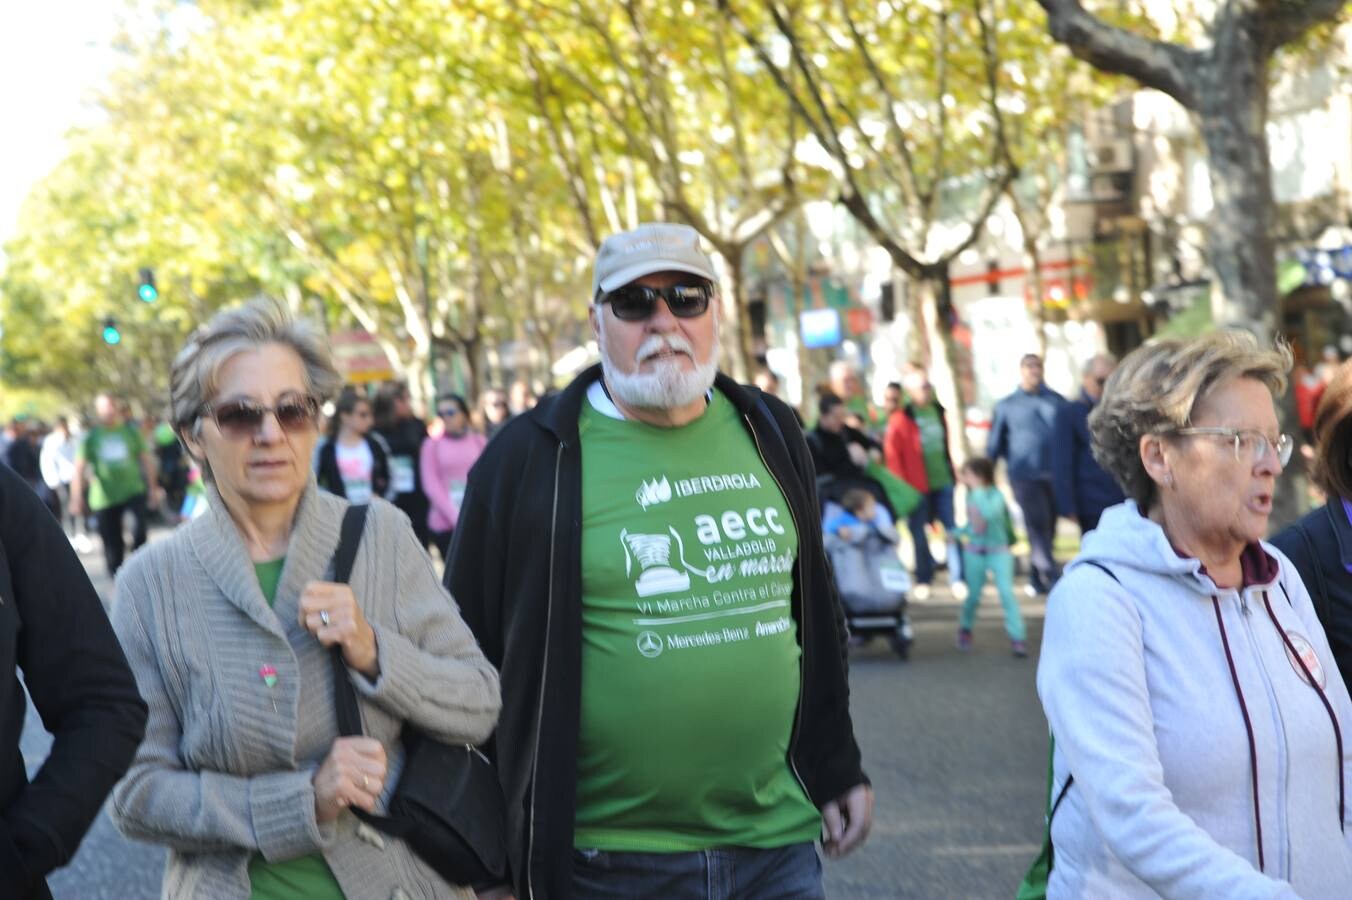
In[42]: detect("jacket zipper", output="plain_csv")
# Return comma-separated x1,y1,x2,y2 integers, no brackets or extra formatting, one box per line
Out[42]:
527,442,564,900
745,412,811,800
1237,586,1289,875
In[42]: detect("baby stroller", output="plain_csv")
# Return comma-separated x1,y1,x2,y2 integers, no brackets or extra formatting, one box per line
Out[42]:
820,478,914,659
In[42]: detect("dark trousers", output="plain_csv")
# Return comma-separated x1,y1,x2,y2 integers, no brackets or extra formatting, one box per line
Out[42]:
907,484,957,585
432,528,455,563
1010,478,1059,592
96,492,149,576
572,842,824,900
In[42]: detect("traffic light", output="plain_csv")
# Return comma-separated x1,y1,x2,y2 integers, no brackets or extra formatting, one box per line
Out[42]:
102,317,122,345
137,267,158,303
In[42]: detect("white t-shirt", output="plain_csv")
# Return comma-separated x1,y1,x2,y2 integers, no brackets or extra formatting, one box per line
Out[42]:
335,440,375,505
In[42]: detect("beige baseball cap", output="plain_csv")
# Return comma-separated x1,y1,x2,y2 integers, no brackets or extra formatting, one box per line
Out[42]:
591,223,719,297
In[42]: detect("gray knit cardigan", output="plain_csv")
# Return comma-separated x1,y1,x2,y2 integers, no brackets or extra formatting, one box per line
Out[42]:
109,482,501,899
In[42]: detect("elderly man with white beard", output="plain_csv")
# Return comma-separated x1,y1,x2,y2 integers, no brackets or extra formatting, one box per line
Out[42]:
445,223,872,900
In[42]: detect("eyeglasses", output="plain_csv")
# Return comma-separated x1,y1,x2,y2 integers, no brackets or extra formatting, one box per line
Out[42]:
596,282,714,321
202,395,320,440
1169,427,1293,467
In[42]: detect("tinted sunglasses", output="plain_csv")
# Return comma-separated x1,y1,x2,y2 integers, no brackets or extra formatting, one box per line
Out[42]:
438,406,464,418
203,395,320,439
597,282,714,321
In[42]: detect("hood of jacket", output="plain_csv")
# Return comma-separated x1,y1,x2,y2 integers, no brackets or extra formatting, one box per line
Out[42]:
1074,500,1280,597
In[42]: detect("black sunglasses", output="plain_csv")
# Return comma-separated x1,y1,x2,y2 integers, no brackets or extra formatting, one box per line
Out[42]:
597,282,714,321
202,395,320,439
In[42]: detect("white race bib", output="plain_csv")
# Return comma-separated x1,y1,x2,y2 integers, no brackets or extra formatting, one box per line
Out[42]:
390,456,416,494
99,435,130,463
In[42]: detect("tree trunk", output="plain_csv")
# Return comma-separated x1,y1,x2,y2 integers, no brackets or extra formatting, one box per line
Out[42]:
722,252,754,382
1195,46,1277,341
918,270,972,460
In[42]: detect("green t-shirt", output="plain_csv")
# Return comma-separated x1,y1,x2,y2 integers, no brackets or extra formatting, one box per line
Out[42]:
247,558,346,900
77,424,147,511
913,404,952,490
573,387,821,852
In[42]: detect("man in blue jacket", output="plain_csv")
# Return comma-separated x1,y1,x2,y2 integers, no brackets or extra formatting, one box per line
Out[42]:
987,354,1065,594
1052,354,1125,534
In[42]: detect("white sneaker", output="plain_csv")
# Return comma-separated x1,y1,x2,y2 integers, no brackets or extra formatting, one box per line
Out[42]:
913,583,932,601
951,582,970,602
74,534,94,554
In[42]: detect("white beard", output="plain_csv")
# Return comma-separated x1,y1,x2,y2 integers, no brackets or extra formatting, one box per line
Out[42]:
599,328,719,411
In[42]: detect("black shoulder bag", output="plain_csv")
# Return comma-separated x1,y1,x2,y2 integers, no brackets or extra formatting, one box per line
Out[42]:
328,504,508,887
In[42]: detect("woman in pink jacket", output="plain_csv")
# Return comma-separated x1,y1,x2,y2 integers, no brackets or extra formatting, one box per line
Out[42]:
420,393,487,560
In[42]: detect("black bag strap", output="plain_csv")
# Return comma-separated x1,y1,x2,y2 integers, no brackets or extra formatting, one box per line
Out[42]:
330,504,369,739
1045,559,1120,867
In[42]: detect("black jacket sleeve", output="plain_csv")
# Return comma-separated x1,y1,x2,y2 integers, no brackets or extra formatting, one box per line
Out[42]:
0,463,147,892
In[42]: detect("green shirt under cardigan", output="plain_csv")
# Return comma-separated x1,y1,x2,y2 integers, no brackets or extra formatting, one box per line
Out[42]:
109,480,501,900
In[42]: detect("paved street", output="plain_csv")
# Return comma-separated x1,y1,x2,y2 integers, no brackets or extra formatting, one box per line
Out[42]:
26,541,1049,899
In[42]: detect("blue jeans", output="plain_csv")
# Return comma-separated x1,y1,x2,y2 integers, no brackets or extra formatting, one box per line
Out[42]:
572,842,824,899
1010,478,1059,591
907,484,958,585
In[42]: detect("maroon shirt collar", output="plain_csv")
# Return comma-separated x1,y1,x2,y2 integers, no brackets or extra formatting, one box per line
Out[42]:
1171,540,1278,590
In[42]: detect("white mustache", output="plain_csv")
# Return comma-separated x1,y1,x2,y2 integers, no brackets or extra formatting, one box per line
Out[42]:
636,334,695,363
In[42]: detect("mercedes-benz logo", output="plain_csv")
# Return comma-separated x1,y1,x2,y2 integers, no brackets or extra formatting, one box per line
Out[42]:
636,631,663,658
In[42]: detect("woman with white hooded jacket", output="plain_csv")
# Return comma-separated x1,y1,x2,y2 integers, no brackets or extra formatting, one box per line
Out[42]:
1038,330,1352,899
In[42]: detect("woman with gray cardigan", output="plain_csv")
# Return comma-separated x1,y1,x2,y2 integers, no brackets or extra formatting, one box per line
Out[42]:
109,298,501,899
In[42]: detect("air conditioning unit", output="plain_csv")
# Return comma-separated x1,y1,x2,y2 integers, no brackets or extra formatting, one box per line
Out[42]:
1088,139,1133,173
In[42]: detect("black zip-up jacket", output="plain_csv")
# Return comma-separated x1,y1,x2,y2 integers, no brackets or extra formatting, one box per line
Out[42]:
0,462,147,898
445,365,867,899
315,434,391,501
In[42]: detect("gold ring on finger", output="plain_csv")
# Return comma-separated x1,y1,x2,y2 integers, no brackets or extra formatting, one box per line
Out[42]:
363,774,370,791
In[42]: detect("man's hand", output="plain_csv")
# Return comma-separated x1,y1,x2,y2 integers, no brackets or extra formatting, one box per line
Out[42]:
821,783,873,859
846,443,869,468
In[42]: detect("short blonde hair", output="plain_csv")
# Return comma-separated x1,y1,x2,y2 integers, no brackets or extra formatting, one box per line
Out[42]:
1088,330,1292,509
170,297,343,443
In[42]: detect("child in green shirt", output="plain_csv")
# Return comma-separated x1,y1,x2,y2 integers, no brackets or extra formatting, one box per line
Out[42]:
954,457,1027,657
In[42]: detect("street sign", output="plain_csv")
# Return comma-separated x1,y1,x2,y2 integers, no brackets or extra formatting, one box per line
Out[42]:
330,329,395,384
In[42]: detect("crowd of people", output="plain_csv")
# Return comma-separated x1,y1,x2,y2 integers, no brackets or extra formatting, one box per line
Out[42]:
3,221,1351,900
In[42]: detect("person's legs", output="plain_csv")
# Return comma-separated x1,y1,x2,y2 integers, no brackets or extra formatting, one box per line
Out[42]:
96,501,127,576
930,485,961,584
432,529,454,563
1011,479,1057,592
907,493,935,584
128,492,150,551
990,551,1026,642
959,550,988,635
731,842,825,900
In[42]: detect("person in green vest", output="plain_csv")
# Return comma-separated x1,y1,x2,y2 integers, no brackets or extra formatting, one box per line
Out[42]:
445,222,872,898
70,394,161,577
827,360,883,434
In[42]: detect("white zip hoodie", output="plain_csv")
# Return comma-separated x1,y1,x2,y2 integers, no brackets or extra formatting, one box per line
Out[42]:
1038,501,1352,899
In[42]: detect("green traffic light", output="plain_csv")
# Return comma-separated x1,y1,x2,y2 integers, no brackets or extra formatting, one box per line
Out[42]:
138,284,158,303
102,326,122,345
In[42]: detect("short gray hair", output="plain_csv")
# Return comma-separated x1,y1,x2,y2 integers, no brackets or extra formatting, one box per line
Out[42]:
1081,353,1117,376
170,297,343,442
1088,330,1291,509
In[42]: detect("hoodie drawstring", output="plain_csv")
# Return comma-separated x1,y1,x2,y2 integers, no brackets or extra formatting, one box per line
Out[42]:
1261,591,1347,832
1211,595,1266,871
